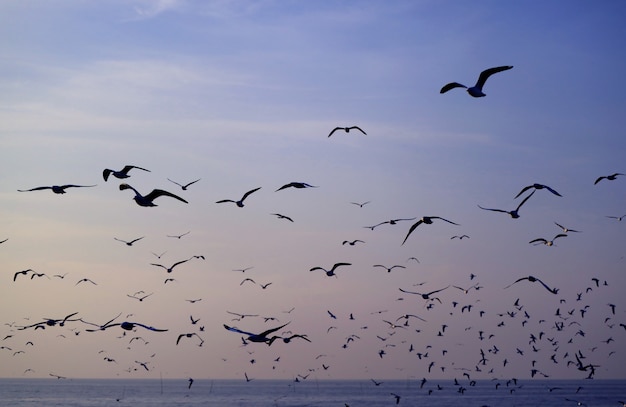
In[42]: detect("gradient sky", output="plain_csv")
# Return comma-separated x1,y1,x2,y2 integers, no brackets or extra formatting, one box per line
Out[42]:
1,1,625,381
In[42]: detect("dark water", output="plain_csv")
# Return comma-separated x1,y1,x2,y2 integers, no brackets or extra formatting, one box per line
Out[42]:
0,378,624,406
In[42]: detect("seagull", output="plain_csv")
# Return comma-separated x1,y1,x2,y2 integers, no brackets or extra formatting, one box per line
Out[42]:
440,66,513,97
18,184,96,194
373,264,406,273
328,126,367,138
554,222,581,233
275,182,318,191
365,217,416,230
83,314,167,332
594,173,624,184
13,269,33,282
399,286,450,301
606,214,626,221
127,292,153,302
114,237,144,246
103,165,150,181
176,332,204,346
451,234,470,239
310,262,352,277
75,278,97,286
216,187,261,207
478,190,535,219
18,312,80,330
150,257,195,273
223,322,290,345
514,183,562,198
351,201,370,207
271,213,294,222
167,231,190,239
167,178,200,190
119,183,188,207
342,240,364,246
529,234,567,246
504,276,558,294
401,216,459,245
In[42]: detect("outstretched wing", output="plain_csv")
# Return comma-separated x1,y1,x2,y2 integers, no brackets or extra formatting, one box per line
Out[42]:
515,189,536,211
328,127,343,137
145,189,188,203
18,186,52,192
433,217,459,225
440,82,466,94
223,324,254,336
241,187,261,201
348,126,367,135
475,66,513,89
401,220,424,245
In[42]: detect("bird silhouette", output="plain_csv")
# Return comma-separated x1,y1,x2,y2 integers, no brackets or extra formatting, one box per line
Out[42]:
440,66,513,97
478,190,535,219
328,126,367,137
515,183,562,198
103,165,150,181
310,262,352,277
275,182,317,191
114,236,144,246
216,187,261,207
402,216,459,245
504,275,558,294
529,234,567,246
167,178,200,190
594,172,623,184
119,183,188,207
18,184,96,194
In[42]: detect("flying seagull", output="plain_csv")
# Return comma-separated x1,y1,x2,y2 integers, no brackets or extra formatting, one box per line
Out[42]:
478,190,535,219
594,173,623,184
440,66,513,97
271,213,294,222
504,275,558,295
216,187,261,207
399,286,450,301
514,183,561,198
529,234,567,246
328,126,367,137
114,236,144,246
401,216,459,245
554,222,581,233
310,262,352,277
167,178,201,190
119,183,188,207
103,165,150,181
223,322,290,345
18,184,96,194
351,201,371,207
275,182,318,191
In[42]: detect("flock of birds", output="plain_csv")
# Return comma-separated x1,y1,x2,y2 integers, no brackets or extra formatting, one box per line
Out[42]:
3,66,625,405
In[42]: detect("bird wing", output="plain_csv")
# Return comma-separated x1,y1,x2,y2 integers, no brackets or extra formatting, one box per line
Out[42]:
133,322,168,332
330,262,352,271
534,277,557,294
433,217,459,225
123,165,150,173
62,184,96,189
593,176,606,184
553,234,567,240
477,204,507,213
328,127,343,137
515,189,536,210
529,238,547,244
514,185,533,199
399,288,422,295
216,199,235,203
475,66,513,89
349,126,367,135
241,187,261,201
427,285,450,296
440,82,467,94
259,322,290,337
145,189,188,203
544,185,562,197
18,186,52,192
167,178,183,187
103,169,113,181
130,237,145,244
184,179,201,187
309,267,325,272
401,220,424,245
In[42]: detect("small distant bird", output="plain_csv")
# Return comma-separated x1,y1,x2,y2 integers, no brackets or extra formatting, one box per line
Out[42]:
167,178,200,190
310,262,352,277
103,165,150,181
514,183,561,198
18,184,96,194
440,66,513,97
328,126,367,138
478,190,535,219
0,238,8,244
351,201,370,207
188,378,194,389
114,237,144,246
271,213,294,222
373,264,406,273
402,216,459,245
342,240,364,246
554,222,581,233
399,286,450,301
216,187,261,207
275,182,318,191
451,235,470,240
76,278,97,286
529,234,567,246
594,173,623,184
167,231,190,239
606,214,626,221
390,392,401,404
119,183,188,207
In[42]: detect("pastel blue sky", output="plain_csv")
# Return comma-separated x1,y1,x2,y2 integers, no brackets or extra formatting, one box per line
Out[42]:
1,1,625,380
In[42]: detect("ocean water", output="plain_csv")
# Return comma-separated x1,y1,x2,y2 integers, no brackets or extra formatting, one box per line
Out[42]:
0,378,624,406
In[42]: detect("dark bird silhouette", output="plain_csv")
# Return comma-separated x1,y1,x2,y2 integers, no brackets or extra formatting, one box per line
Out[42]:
103,165,150,181
440,66,513,97
373,264,405,273
150,257,195,273
365,217,416,230
451,234,470,239
114,236,144,246
342,240,364,246
275,182,318,191
310,262,352,277
216,187,261,207
505,276,558,294
13,269,34,282
18,184,96,194
328,126,366,137
127,292,153,302
75,278,97,286
515,183,561,198
399,286,450,301
402,216,459,245
167,231,190,239
176,332,204,346
554,222,581,233
83,314,167,332
119,183,188,207
529,234,567,246
606,214,626,221
223,322,290,345
594,172,623,184
478,190,535,219
351,201,370,207
271,213,294,222
167,178,200,190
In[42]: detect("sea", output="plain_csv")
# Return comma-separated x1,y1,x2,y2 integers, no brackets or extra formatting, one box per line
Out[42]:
0,378,624,406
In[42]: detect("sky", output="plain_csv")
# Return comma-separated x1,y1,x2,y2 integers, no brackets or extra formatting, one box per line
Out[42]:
1,0,626,382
